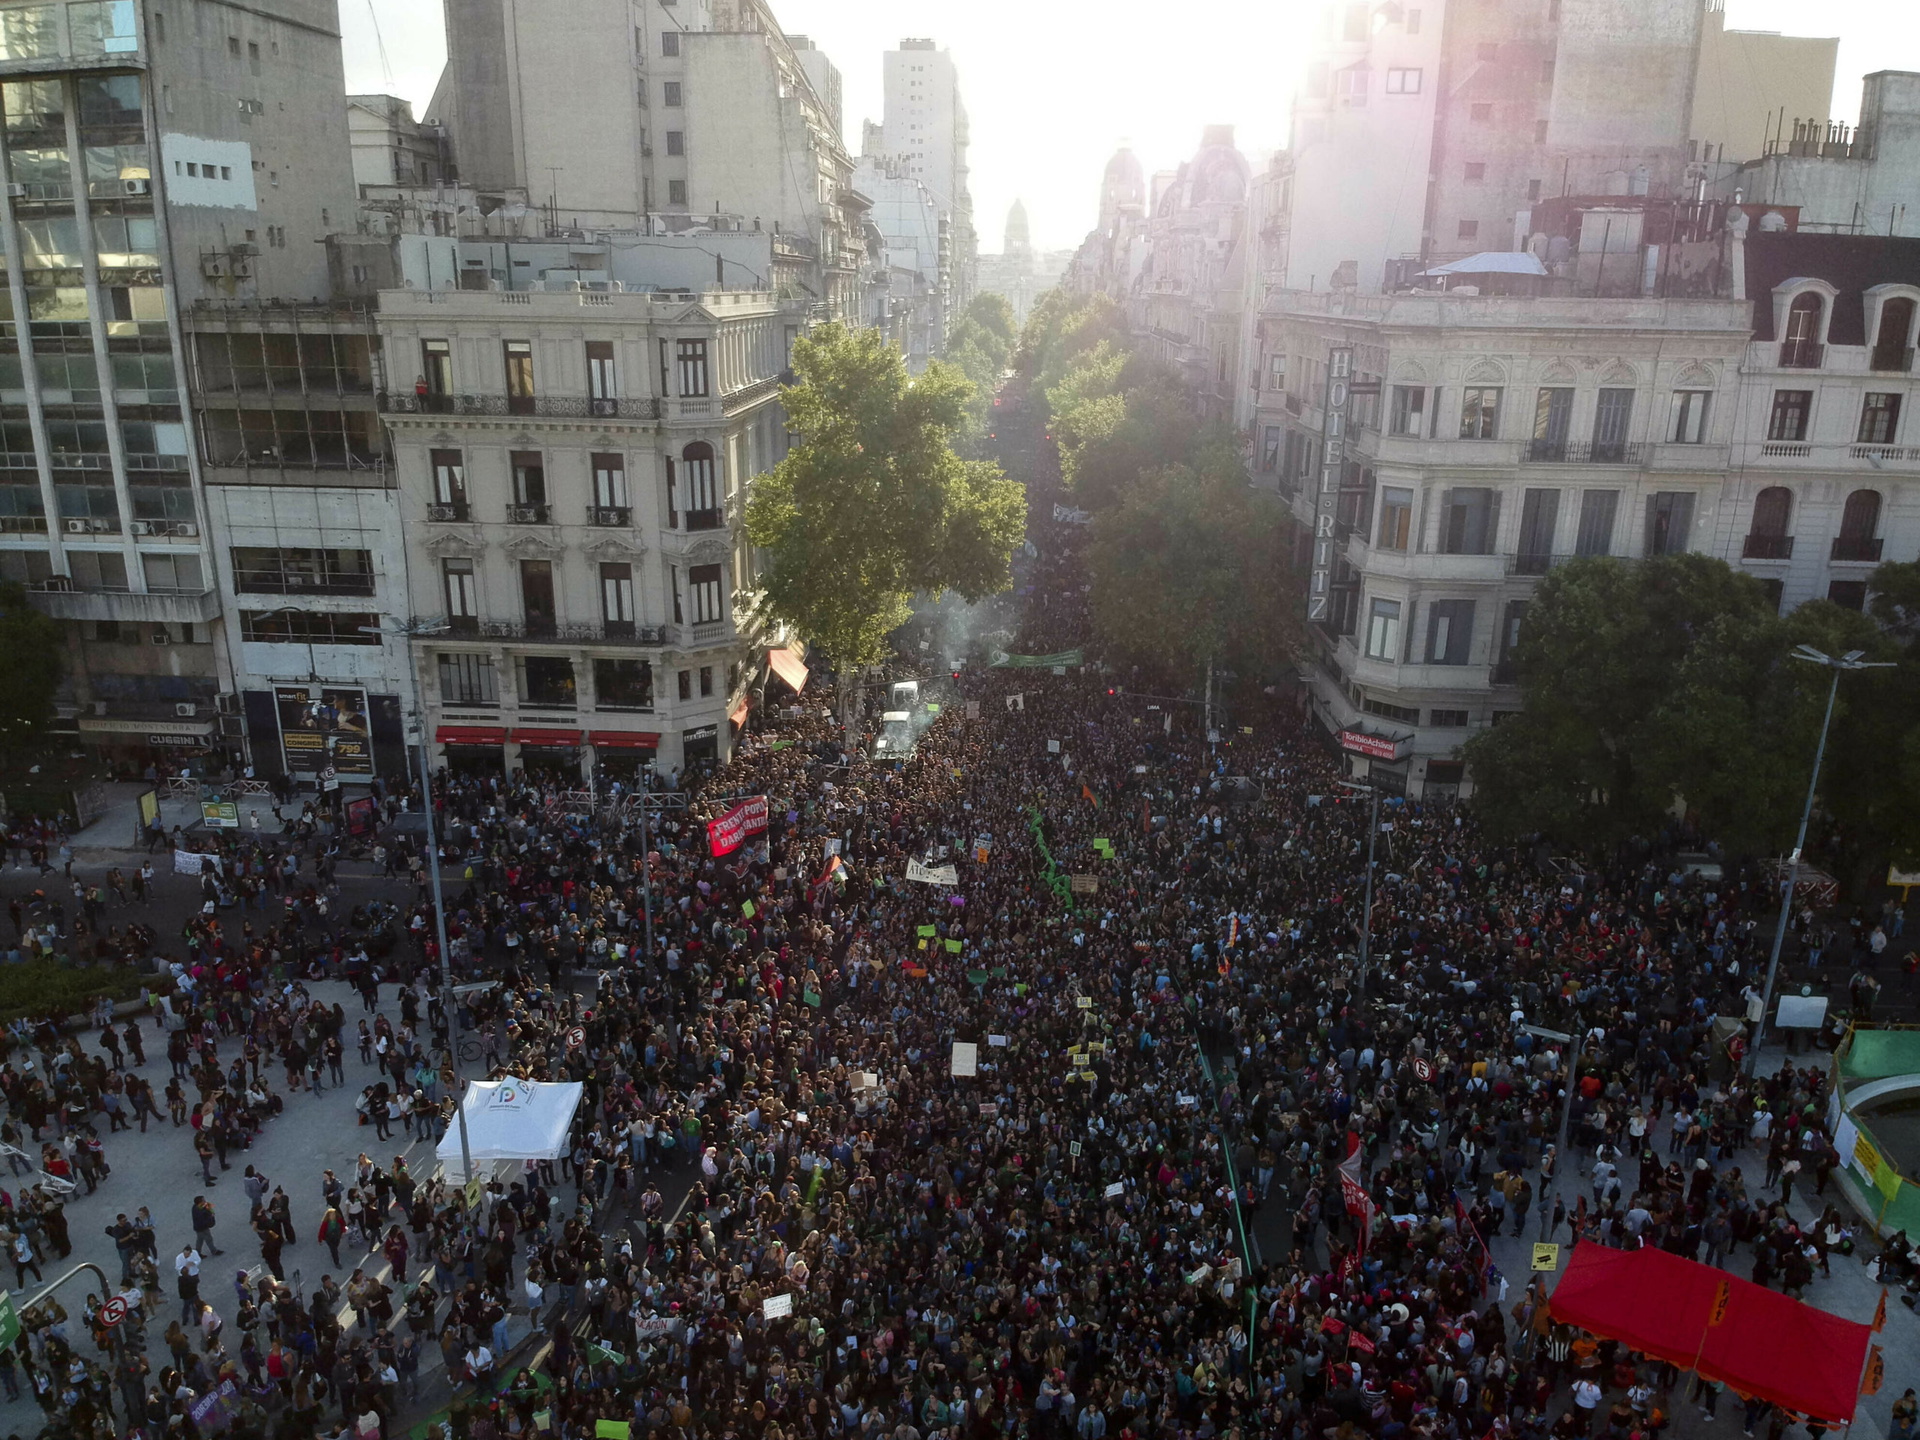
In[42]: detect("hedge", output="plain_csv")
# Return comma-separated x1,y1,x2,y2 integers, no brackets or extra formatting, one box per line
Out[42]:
0,958,157,1027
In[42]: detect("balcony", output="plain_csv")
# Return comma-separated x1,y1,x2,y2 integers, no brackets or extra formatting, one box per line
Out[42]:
433,619,671,647
1492,658,1521,686
1508,552,1567,577
59,515,122,536
426,501,471,522
1742,534,1795,560
0,515,47,534
1850,445,1920,465
506,503,552,525
1870,347,1916,374
588,506,632,527
670,398,716,420
1779,340,1825,369
130,519,200,539
380,392,660,420
683,620,733,648
683,508,726,532
1831,536,1884,563
27,585,219,625
1359,547,1509,583
1522,439,1645,465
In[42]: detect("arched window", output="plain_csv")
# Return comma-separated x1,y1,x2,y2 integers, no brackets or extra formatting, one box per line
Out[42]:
1834,488,1883,562
1743,486,1793,559
1873,296,1916,372
681,441,720,528
1782,293,1824,368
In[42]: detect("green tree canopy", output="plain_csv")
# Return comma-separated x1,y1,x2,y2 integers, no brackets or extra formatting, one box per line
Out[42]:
1087,461,1302,686
0,582,64,762
744,323,1027,669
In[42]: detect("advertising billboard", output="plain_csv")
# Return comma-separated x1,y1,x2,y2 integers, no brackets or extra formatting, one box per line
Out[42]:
275,685,374,777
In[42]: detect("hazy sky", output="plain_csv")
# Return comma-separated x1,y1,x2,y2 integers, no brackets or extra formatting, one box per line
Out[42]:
339,0,1920,254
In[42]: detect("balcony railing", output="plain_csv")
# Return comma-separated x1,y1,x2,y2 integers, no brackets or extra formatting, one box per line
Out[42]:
1831,536,1884,563
0,515,46,533
1508,552,1561,576
1779,340,1825,369
684,619,732,647
1869,347,1916,374
380,392,660,420
683,508,726,532
506,503,552,524
129,519,200,538
426,501,470,522
1742,534,1795,560
434,619,671,647
1492,658,1521,686
1522,439,1644,465
588,506,631,527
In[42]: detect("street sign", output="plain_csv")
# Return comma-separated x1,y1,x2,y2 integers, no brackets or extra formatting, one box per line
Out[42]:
567,1026,586,1049
98,1295,131,1328
464,1178,483,1211
1519,1023,1575,1044
1531,1244,1559,1272
1410,1056,1436,1083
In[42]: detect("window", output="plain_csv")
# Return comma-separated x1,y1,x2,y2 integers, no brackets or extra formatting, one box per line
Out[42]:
1782,292,1824,367
1828,580,1867,612
667,179,687,206
1758,578,1784,613
1389,385,1425,436
1515,488,1559,570
699,665,714,697
1459,387,1501,439
676,338,709,396
600,562,635,630
595,658,653,711
247,39,259,73
230,546,374,595
520,559,556,633
1337,65,1368,103
142,552,202,593
443,558,477,622
665,130,684,157
660,30,678,55
688,563,725,625
669,565,683,623
1860,393,1902,445
1531,387,1572,457
1377,487,1413,550
1429,709,1470,728
430,449,466,510
592,453,628,509
1267,353,1286,390
1574,490,1617,557
1440,487,1498,554
1385,67,1422,93
1457,219,1480,239
1743,487,1793,559
227,34,239,56
677,669,692,702
1425,599,1475,665
510,450,547,509
663,81,682,106
1872,296,1915,371
439,652,497,706
1463,162,1486,182
1670,390,1711,443
503,339,534,414
1644,491,1694,555
68,549,129,591
1260,426,1281,473
681,442,719,525
1592,388,1634,461
520,656,577,707
1365,599,1402,660
1470,103,1493,123
1363,697,1421,723
239,610,380,645
1498,600,1529,670
586,341,616,403
1768,390,1811,442
1835,489,1883,562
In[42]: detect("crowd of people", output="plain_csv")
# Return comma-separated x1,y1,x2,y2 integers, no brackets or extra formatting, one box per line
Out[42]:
0,410,1899,1440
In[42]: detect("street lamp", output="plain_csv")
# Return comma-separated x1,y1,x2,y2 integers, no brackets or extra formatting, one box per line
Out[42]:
1338,779,1381,1000
1748,645,1894,1073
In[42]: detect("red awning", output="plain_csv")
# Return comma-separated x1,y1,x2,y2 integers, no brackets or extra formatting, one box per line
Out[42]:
588,731,661,749
436,725,506,745
767,646,810,693
729,695,751,729
511,727,584,746
1549,1242,1871,1422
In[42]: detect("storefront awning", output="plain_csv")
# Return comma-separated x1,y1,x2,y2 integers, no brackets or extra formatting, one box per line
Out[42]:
729,695,751,728
77,715,215,739
436,725,507,745
767,646,810,693
588,730,661,749
511,727,584,746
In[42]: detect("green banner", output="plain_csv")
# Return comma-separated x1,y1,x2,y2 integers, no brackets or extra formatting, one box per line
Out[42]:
990,648,1084,668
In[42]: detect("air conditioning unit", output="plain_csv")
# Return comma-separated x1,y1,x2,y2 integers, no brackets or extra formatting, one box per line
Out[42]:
215,692,240,715
5,183,24,198
201,254,229,279
174,702,197,717
151,628,171,645
230,258,253,278
65,518,89,533
219,715,243,738
130,519,154,535
122,178,150,196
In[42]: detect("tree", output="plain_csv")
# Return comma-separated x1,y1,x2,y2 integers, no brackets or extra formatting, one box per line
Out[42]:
943,293,1019,435
0,582,63,762
1087,462,1302,686
744,324,1028,669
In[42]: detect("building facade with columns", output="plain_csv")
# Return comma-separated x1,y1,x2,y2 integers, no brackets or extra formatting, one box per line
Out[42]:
376,286,792,782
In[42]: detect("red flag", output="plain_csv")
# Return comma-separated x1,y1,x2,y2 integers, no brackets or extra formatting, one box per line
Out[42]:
1082,783,1100,808
706,796,768,856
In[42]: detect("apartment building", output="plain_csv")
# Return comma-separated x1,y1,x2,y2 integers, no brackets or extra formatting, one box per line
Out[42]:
377,286,790,781
854,155,946,370
346,94,451,195
869,38,975,305
0,0,361,775
1718,72,1920,239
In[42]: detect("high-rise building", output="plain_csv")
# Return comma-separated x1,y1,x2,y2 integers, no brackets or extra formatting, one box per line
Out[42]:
872,39,975,305
854,156,947,370
0,0,383,777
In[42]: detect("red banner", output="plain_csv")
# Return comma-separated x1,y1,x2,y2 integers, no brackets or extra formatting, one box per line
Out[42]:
707,796,769,856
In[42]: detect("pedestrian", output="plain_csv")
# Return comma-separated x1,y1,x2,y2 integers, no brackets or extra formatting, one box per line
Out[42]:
191,1195,223,1255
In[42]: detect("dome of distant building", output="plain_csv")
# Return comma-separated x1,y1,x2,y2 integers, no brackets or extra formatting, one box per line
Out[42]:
1005,199,1031,259
1099,146,1146,229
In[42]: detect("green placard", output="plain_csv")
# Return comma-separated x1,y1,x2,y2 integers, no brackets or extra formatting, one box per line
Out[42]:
967,970,989,985
742,901,755,918
803,989,822,1008
945,939,963,954
0,1291,16,1349
917,925,937,938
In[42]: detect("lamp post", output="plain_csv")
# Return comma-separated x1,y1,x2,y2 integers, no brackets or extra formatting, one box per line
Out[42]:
1748,645,1893,1074
1338,779,1381,1000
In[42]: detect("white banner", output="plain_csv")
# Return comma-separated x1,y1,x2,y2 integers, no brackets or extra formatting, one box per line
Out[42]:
950,1042,979,1077
1053,502,1091,524
762,1293,794,1320
907,859,960,886
172,850,218,875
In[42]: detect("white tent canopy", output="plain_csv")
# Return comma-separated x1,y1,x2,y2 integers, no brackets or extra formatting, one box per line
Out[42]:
437,1078,583,1182
1417,251,1548,277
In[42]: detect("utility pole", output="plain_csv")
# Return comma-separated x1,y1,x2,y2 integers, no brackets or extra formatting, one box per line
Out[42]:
409,706,474,1187
1339,780,1381,999
624,783,687,968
